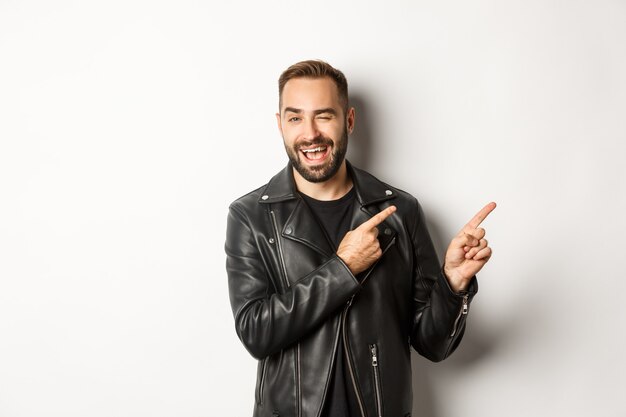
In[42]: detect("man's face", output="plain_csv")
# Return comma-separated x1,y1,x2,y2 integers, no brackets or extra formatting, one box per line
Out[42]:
277,77,354,183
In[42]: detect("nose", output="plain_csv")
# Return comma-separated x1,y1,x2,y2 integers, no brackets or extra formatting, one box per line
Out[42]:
302,117,320,140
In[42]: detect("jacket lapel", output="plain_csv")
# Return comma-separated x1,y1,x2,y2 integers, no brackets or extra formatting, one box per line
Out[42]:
349,162,397,248
350,205,396,253
283,198,334,257
258,163,334,257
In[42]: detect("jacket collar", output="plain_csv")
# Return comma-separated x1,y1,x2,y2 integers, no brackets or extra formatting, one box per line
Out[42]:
258,160,397,207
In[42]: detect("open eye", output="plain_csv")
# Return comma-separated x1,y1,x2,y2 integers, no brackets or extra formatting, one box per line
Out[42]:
288,116,301,122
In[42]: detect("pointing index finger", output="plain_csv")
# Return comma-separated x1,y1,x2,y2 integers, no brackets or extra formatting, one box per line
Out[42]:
465,202,497,230
359,206,397,230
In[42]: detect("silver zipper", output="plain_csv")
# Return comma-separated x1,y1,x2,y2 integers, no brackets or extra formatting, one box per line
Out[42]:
370,344,383,417
296,343,301,417
342,237,396,417
269,210,290,289
256,357,267,405
342,307,366,417
269,209,299,414
320,316,344,415
450,294,469,338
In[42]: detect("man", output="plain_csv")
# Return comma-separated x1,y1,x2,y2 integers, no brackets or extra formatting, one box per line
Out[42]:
225,60,495,417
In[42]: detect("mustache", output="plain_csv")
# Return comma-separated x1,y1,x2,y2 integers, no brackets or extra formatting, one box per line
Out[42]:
295,137,333,150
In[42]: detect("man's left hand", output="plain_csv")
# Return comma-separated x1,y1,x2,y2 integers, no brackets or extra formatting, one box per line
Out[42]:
443,202,496,292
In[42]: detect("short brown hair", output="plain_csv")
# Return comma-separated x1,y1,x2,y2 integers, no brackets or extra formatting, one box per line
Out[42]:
278,60,349,112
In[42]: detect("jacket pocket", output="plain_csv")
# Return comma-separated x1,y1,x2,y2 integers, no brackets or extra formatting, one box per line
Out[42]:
369,343,383,417
255,357,267,405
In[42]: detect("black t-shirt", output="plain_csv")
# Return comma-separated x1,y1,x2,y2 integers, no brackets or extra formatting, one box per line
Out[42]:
299,188,358,417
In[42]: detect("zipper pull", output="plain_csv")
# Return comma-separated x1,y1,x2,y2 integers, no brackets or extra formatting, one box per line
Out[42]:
370,345,378,367
346,295,354,308
462,294,469,315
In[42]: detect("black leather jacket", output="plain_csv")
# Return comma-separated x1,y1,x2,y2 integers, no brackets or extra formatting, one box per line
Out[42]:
226,162,477,417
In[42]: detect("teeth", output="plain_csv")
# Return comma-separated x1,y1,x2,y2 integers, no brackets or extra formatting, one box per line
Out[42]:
302,146,326,153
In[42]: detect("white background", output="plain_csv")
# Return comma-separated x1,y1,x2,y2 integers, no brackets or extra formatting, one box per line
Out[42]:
1,1,625,416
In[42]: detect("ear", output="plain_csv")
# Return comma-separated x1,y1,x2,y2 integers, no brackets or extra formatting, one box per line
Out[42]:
275,112,282,131
346,107,356,134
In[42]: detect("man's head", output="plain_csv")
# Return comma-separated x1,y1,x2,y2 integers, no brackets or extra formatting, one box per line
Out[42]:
276,60,355,184
278,60,349,114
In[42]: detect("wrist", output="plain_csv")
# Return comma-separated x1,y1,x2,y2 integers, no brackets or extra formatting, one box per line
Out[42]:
443,265,468,293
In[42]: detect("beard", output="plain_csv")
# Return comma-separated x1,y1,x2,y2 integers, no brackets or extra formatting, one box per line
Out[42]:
285,128,349,183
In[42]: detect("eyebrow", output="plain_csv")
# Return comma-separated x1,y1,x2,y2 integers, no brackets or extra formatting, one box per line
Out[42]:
283,107,302,114
314,108,337,116
283,107,338,116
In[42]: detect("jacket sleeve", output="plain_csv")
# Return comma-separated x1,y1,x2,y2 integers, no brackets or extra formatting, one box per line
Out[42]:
225,204,361,360
408,200,478,362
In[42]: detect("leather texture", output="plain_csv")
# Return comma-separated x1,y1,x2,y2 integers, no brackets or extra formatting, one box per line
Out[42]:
226,162,477,417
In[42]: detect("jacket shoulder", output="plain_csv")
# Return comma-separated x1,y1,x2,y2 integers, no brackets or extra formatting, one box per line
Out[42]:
229,164,295,216
228,183,266,214
351,164,419,208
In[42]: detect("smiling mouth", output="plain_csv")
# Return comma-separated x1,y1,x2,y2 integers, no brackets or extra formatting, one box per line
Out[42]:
301,146,329,161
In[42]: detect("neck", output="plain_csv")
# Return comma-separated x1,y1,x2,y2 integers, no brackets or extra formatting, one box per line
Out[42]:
293,162,353,201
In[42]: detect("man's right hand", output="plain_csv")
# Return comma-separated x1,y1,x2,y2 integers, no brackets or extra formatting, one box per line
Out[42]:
337,206,397,275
